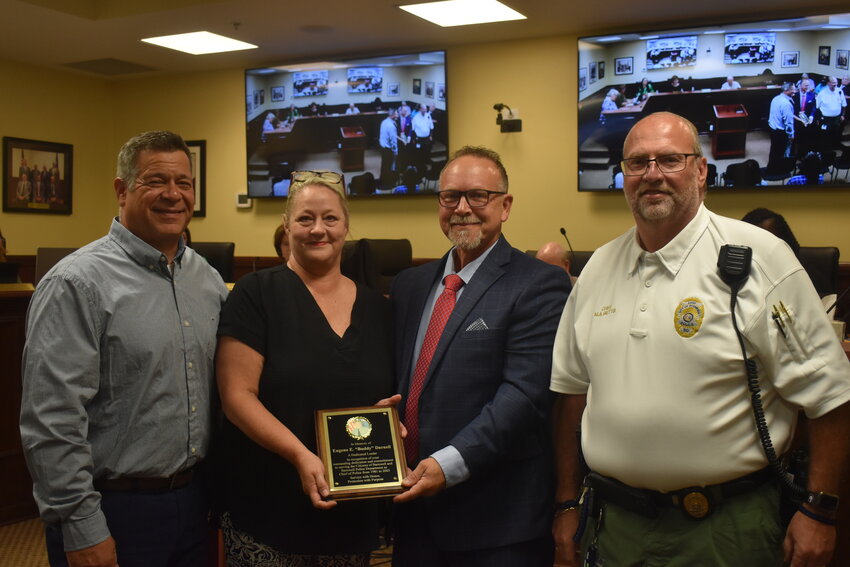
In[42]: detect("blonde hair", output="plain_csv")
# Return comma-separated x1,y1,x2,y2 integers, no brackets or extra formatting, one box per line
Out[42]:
284,176,349,228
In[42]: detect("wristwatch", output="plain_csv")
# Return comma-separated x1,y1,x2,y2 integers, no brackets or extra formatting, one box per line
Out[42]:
805,491,840,512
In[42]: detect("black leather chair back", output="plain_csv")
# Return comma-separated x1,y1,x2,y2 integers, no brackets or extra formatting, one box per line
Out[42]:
192,242,235,282
798,246,840,297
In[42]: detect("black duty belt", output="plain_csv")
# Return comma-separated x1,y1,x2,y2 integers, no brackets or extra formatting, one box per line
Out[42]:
587,467,773,520
94,466,196,493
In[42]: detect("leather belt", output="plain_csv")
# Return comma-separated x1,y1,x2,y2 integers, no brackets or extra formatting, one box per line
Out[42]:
94,467,196,493
588,467,773,520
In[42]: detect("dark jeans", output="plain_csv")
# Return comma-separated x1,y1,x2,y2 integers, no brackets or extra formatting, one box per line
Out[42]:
768,128,790,170
45,478,210,567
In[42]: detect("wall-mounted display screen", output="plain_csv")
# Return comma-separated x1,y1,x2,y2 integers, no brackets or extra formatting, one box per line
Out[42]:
578,13,850,192
724,33,776,64
245,50,447,198
646,36,698,70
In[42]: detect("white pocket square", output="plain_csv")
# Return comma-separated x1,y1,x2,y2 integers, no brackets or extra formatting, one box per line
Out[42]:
465,318,489,331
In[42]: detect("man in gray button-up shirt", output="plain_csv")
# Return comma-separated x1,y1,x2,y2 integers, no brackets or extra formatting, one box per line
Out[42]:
21,131,228,567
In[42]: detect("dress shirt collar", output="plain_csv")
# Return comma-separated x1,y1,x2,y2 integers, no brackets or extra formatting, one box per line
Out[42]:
445,238,499,287
627,204,710,279
109,217,186,274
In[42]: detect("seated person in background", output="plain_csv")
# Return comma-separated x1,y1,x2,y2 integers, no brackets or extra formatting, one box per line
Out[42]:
306,102,320,117
721,75,742,90
535,242,576,285
286,104,301,123
741,207,801,255
600,89,619,121
634,77,655,102
345,103,360,115
272,223,290,260
667,75,684,93
614,84,628,106
786,152,825,186
262,112,278,133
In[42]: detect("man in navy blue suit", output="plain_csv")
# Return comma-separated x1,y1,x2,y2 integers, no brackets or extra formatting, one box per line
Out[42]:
390,146,571,566
794,78,817,158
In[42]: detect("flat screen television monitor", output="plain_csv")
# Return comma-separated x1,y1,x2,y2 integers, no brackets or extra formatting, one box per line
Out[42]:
578,13,850,192
245,50,447,198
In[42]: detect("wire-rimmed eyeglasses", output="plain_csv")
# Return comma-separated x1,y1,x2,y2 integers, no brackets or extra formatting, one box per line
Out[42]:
438,189,506,208
620,153,699,176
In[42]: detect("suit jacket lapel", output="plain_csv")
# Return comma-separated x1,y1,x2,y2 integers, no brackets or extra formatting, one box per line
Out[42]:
422,237,511,387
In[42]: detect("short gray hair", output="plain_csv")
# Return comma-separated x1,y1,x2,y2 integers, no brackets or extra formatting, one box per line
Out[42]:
116,131,191,190
442,145,509,192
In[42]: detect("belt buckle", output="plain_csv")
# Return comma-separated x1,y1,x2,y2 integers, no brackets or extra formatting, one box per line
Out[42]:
679,488,712,519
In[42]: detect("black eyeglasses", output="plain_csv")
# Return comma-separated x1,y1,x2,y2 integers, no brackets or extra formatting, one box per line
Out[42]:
438,189,506,208
290,170,345,189
620,153,699,176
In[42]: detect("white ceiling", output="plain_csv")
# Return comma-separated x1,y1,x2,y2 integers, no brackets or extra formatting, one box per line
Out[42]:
2,0,849,78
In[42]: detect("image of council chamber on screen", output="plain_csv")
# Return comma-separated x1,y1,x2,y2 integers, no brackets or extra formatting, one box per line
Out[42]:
245,51,447,198
577,13,850,192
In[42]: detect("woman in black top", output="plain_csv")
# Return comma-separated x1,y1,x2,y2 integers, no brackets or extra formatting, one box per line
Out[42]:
216,171,396,566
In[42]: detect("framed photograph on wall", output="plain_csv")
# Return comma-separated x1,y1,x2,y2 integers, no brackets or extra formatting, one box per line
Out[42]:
437,83,446,101
818,46,831,66
387,82,400,96
271,86,285,102
186,140,206,218
579,67,587,91
412,78,421,95
614,57,633,75
425,81,435,98
781,51,800,68
3,136,73,214
598,61,605,79
837,49,849,70
589,61,597,84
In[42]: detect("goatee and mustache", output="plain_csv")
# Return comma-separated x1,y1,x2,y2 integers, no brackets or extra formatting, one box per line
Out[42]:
447,213,482,250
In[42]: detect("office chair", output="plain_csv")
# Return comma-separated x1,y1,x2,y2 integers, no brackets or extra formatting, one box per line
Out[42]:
760,157,796,184
706,163,718,187
192,242,235,282
349,172,377,195
35,247,78,285
722,159,762,187
832,148,850,182
798,246,840,298
361,238,413,295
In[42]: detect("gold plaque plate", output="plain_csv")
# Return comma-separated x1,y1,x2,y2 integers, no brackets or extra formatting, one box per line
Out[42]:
315,406,407,501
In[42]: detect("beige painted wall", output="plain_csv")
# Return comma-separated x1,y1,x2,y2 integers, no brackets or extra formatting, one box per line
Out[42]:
0,59,116,254
2,35,849,258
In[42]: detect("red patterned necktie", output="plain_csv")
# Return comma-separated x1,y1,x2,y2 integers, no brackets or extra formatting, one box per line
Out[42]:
403,274,464,464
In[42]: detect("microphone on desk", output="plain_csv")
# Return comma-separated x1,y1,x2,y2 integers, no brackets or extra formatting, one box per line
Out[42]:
560,227,576,266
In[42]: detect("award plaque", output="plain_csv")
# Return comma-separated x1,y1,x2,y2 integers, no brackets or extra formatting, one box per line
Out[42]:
315,405,407,500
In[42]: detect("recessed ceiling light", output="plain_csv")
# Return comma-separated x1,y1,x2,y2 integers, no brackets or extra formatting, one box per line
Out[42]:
400,0,526,27
703,30,726,35
141,31,257,55
596,36,622,43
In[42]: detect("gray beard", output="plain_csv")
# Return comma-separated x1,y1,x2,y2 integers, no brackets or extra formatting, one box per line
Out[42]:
448,227,482,251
